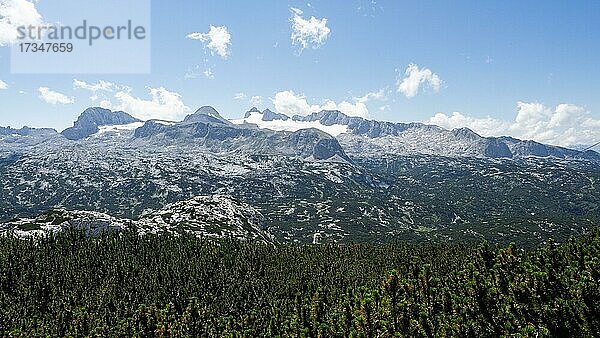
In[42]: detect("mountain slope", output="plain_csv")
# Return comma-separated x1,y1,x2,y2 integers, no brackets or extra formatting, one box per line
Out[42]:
134,106,350,161
247,109,598,160
1,132,598,247
1,195,273,242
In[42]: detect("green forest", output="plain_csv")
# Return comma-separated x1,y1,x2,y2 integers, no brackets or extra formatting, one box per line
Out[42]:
0,228,598,337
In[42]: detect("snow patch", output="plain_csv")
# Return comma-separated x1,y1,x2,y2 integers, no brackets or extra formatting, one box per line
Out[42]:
95,122,145,135
151,120,177,126
230,111,349,136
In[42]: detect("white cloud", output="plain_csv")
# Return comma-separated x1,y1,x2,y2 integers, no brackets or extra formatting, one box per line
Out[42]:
427,101,600,147
0,0,44,46
397,64,442,98
184,65,214,80
290,7,330,53
38,87,74,105
203,68,214,79
73,79,114,92
73,79,123,103
99,99,112,109
187,25,231,59
321,100,369,118
0,79,7,89
356,88,386,104
113,87,191,121
428,112,510,138
272,89,383,118
250,95,262,106
272,90,318,116
234,93,262,108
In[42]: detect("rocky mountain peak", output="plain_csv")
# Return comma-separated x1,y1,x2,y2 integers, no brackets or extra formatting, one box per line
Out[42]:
452,127,481,141
295,110,350,126
262,109,289,121
184,106,232,125
244,107,261,118
194,106,221,117
61,107,141,141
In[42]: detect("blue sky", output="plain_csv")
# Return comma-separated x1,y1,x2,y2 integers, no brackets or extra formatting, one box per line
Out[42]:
1,0,599,146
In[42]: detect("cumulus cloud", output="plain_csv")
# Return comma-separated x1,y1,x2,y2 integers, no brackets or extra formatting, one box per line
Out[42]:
113,87,191,121
397,64,442,98
187,25,231,59
73,79,115,92
428,112,510,138
272,89,384,118
0,0,44,45
273,90,314,116
38,87,74,105
321,100,369,118
0,79,7,89
290,7,330,53
427,101,600,147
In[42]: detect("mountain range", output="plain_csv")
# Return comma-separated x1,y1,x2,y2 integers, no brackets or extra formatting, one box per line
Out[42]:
1,106,596,160
240,108,600,160
0,106,598,245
